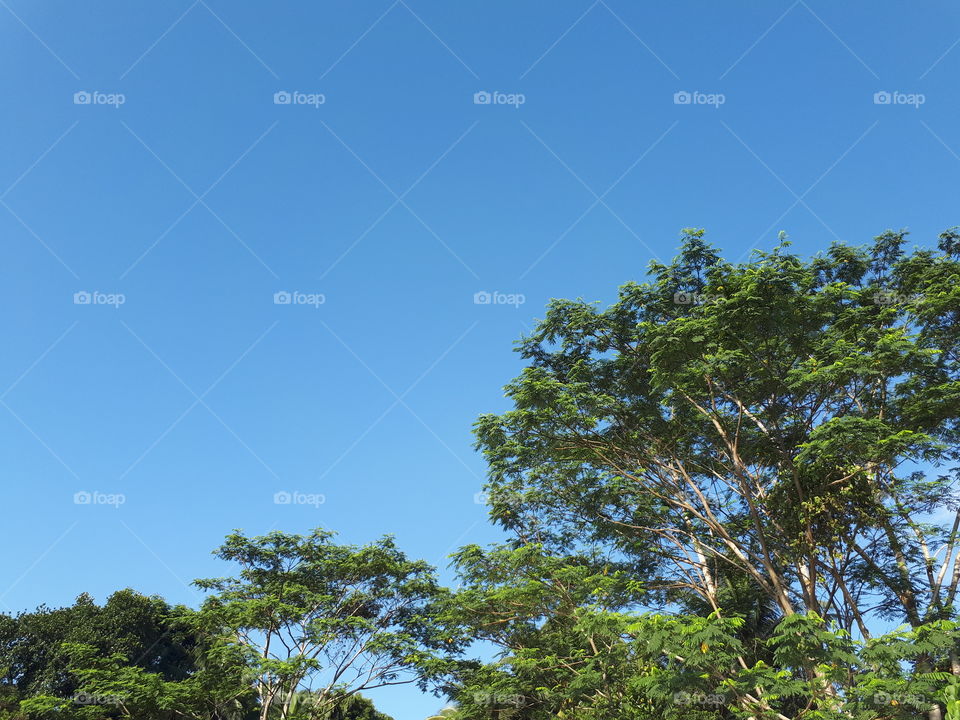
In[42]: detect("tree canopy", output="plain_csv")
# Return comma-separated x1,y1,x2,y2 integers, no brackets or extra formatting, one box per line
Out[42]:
468,228,960,718
4,228,960,719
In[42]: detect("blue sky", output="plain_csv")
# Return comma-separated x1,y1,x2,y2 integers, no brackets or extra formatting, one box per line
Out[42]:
2,1,960,716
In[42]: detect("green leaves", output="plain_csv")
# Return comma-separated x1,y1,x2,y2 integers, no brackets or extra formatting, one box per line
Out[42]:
193,528,458,718
470,228,960,717
443,544,654,719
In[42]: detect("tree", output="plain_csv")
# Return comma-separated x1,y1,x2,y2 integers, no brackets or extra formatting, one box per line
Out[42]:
443,543,668,719
0,590,204,715
0,535,414,719
193,528,459,720
304,693,393,719
473,229,960,717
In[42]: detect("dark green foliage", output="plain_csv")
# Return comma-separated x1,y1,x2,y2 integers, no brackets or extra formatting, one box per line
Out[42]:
0,590,199,710
468,228,960,717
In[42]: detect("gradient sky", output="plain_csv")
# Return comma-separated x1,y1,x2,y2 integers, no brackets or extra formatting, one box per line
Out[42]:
2,2,960,717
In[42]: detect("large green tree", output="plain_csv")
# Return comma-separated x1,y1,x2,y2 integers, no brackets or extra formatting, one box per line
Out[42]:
193,528,459,720
473,229,960,718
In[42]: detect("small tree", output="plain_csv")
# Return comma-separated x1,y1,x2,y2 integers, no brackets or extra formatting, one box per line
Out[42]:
194,529,457,720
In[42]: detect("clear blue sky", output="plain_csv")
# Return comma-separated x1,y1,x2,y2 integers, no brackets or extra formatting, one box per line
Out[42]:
2,2,959,717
